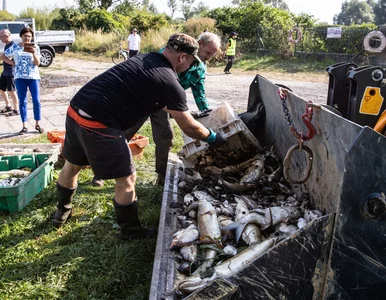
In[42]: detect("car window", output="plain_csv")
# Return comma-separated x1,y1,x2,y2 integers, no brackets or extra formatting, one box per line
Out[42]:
0,24,7,30
8,24,25,35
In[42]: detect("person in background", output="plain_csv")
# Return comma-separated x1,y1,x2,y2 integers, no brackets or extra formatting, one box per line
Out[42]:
127,28,141,58
224,32,237,74
1,27,44,135
0,29,19,116
52,33,226,240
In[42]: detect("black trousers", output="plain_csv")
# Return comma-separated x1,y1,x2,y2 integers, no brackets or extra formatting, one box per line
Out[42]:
129,50,139,58
224,55,234,72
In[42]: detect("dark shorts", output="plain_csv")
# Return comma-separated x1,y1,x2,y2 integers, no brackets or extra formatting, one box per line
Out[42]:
0,74,16,91
129,50,139,58
63,110,135,180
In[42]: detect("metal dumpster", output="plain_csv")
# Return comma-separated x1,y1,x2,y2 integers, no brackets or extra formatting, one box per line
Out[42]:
150,75,386,299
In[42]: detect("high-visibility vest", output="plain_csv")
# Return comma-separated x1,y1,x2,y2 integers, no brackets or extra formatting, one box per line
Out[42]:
226,38,236,56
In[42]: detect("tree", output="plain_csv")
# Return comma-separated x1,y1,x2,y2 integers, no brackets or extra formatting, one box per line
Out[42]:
78,0,129,12
167,0,178,18
374,0,386,24
232,0,289,10
192,2,210,16
113,0,139,15
180,0,196,20
333,0,374,25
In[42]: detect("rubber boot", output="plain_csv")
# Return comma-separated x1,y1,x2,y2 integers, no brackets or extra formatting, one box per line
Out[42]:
114,200,157,240
52,183,77,228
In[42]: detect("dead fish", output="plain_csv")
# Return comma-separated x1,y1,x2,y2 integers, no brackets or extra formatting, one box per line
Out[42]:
191,200,222,275
180,244,198,263
268,166,283,182
223,245,238,256
178,238,277,294
304,209,323,222
235,195,258,210
223,206,301,242
184,194,195,206
240,157,265,183
218,214,234,242
269,223,298,239
170,224,199,250
219,177,259,193
193,190,216,203
202,155,260,176
197,200,221,244
177,261,191,274
297,217,307,229
234,197,263,245
219,202,235,217
178,168,202,186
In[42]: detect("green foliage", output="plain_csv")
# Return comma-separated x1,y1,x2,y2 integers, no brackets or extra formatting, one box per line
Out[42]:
0,122,163,299
374,0,386,24
113,0,141,15
18,7,60,30
182,17,217,38
297,23,377,55
333,0,374,25
85,9,125,33
130,10,169,32
140,26,177,53
0,10,16,21
51,8,86,30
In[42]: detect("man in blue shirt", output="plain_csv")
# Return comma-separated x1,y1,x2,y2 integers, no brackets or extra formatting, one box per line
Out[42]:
0,29,19,116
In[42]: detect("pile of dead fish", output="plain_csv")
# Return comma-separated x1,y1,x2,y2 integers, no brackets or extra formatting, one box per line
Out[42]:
170,146,323,296
0,170,30,187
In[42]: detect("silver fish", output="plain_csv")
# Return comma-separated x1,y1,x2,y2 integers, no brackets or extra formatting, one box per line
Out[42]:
178,238,276,294
170,224,199,250
193,190,216,203
184,193,195,206
234,196,263,245
240,157,265,183
297,217,307,229
224,206,301,242
180,244,198,263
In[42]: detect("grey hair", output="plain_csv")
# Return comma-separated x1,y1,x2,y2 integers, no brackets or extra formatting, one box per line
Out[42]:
0,29,11,36
198,32,221,49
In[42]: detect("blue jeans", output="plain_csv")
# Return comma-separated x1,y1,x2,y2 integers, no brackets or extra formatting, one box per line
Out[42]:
15,79,41,122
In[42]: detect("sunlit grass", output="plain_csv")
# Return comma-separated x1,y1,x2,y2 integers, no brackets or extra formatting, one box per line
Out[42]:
0,121,173,299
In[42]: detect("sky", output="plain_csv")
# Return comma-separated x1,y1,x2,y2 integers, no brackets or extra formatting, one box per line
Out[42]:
7,0,345,24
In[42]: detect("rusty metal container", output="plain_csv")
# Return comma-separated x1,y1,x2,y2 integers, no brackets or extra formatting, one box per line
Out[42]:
150,75,386,299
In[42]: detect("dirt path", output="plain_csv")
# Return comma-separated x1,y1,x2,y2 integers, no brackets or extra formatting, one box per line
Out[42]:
40,56,330,110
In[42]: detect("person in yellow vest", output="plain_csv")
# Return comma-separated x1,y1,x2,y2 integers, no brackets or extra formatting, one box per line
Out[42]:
224,32,237,74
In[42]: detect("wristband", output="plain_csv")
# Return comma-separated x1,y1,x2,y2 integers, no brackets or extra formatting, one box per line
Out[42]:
202,127,216,143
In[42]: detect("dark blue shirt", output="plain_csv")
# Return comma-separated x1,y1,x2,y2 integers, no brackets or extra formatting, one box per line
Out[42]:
2,41,14,77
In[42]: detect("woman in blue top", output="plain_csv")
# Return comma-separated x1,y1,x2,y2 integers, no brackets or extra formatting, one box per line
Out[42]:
2,27,44,135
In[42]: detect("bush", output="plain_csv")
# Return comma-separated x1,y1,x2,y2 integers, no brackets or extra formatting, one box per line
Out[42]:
18,6,60,30
182,17,217,38
130,10,169,33
140,26,178,53
71,29,122,56
0,10,16,21
85,9,124,33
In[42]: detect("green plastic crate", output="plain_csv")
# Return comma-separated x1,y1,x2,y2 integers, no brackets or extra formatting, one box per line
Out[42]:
0,153,58,213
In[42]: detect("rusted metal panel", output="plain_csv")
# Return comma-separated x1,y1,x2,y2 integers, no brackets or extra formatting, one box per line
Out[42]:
324,127,386,299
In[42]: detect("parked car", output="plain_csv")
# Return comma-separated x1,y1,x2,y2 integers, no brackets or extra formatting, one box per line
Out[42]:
0,18,75,67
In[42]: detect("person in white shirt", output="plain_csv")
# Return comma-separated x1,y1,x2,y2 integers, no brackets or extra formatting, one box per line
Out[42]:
127,28,141,58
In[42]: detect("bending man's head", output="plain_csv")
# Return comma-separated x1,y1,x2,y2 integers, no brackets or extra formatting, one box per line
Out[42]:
197,32,222,62
163,33,200,73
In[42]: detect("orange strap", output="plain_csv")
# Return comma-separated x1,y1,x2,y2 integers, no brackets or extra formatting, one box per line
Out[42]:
374,110,386,134
67,106,108,129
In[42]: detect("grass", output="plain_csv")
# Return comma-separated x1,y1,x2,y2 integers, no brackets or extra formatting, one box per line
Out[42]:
0,121,183,299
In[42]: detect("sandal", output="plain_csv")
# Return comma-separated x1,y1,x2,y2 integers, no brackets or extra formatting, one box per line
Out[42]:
1,106,12,113
6,110,19,117
19,127,28,135
35,125,44,133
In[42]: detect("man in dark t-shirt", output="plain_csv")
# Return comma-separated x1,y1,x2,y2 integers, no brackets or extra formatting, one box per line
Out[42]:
0,29,19,115
53,33,226,240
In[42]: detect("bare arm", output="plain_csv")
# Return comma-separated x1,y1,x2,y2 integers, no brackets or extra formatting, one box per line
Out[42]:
32,51,40,66
167,109,210,140
0,54,14,66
